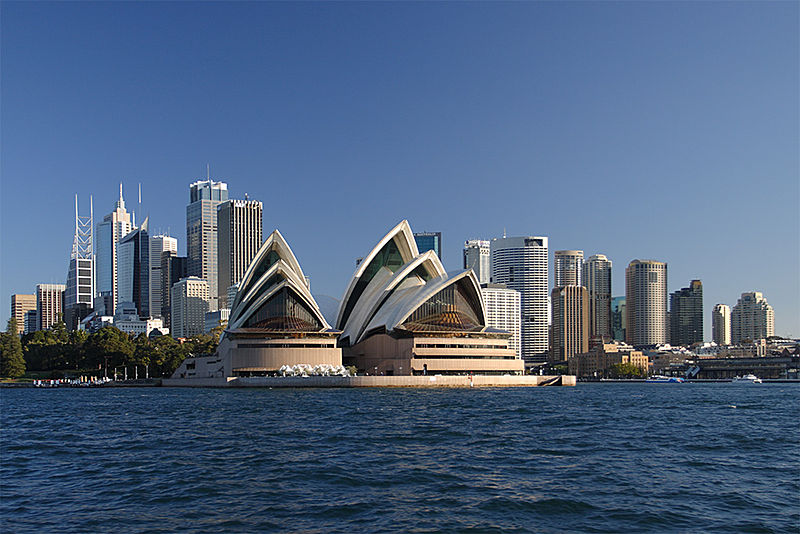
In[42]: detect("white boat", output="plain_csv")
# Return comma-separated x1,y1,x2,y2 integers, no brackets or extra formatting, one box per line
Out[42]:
733,374,762,383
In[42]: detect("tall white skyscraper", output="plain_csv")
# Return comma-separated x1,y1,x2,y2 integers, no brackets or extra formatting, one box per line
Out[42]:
171,277,210,338
187,179,228,312
464,240,491,285
625,259,668,346
554,250,583,287
583,254,612,340
731,292,774,343
491,236,549,364
149,234,178,319
217,198,262,307
481,283,521,357
37,283,65,331
712,303,731,346
95,184,133,314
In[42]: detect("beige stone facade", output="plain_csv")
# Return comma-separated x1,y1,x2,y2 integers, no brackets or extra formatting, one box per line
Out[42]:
569,342,649,378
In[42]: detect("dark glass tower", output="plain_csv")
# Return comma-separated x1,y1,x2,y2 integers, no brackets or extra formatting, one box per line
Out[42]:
669,280,703,346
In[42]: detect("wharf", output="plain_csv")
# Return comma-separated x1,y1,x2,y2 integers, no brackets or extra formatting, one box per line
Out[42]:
162,375,576,388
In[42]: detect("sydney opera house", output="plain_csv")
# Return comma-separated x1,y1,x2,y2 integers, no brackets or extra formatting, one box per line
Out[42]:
170,221,524,381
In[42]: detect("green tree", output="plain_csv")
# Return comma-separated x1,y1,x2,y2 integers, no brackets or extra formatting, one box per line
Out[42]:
608,362,644,379
83,326,134,375
0,318,26,377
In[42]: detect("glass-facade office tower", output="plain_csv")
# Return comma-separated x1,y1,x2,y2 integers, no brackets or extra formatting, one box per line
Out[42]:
160,251,188,330
117,218,150,317
669,280,703,346
187,179,228,312
731,292,774,343
491,236,549,364
217,198,262,307
712,303,731,346
464,240,491,285
554,250,583,287
149,235,178,319
64,195,95,330
625,259,668,346
583,254,612,340
611,296,626,341
95,185,133,314
413,232,442,260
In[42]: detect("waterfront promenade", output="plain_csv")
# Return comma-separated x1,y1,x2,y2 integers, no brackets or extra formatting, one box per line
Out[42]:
162,374,576,388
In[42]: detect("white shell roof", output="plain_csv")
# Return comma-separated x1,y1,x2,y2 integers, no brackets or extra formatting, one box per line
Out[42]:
336,220,419,330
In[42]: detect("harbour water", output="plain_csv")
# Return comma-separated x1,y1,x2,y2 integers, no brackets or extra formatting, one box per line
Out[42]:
2,383,798,532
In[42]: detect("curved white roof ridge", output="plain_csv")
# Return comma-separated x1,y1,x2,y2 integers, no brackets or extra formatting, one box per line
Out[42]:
229,259,310,325
230,276,330,331
350,250,447,344
362,269,487,337
335,220,419,329
231,229,306,313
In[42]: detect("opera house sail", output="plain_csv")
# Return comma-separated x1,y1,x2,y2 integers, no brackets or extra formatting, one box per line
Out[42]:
338,221,523,376
171,230,342,380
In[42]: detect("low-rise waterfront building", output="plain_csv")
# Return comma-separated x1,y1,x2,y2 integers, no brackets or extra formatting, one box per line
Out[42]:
568,341,649,378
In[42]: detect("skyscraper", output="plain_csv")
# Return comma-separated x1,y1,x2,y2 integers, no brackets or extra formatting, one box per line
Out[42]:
550,285,589,363
413,232,442,260
160,251,188,329
64,195,95,330
149,235,178,319
611,296,626,341
583,254,612,340
217,198,262,307
731,292,774,343
712,303,731,346
95,184,133,314
171,277,209,338
669,280,703,346
464,240,491,285
10,294,36,335
625,259,668,346
117,218,150,317
491,236,549,364
481,283,521,357
37,284,65,331
187,179,228,312
554,250,583,287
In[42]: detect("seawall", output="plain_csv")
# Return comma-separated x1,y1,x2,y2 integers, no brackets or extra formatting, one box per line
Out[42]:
162,375,576,388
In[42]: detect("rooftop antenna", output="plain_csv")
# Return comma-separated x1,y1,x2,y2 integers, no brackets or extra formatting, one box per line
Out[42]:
207,163,210,181
503,227,507,238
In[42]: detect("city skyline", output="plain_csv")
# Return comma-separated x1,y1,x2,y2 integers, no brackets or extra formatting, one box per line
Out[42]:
1,2,797,337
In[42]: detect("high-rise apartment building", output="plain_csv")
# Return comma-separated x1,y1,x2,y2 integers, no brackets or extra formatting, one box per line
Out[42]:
414,232,442,260
550,285,589,363
10,294,36,335
117,219,150,317
554,250,583,287
217,198,262,307
160,252,188,330
712,303,731,346
583,254,612,340
481,283,521,357
611,296,626,341
669,280,703,346
186,179,228,312
171,277,210,338
37,284,65,331
95,185,133,314
625,260,668,346
464,240,491,285
731,292,774,343
491,236,549,364
64,195,95,330
24,309,38,334
149,235,178,319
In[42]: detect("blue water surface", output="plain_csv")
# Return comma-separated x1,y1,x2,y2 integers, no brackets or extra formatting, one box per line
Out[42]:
2,383,799,533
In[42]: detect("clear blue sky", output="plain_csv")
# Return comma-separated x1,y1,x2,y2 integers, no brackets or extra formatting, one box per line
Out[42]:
2,2,798,338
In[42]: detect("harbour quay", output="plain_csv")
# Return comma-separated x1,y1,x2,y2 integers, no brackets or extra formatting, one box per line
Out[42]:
162,374,576,388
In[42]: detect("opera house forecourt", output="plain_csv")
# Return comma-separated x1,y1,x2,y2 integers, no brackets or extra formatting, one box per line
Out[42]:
165,222,573,387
